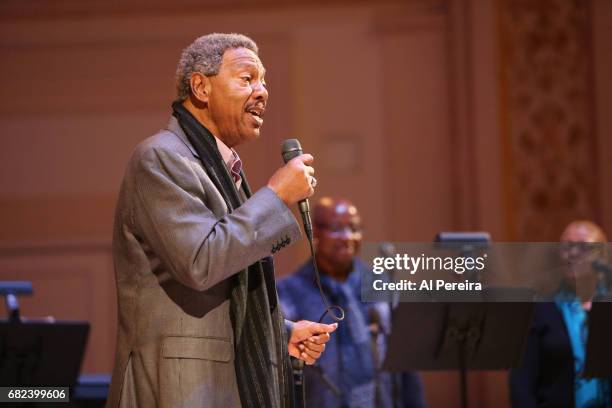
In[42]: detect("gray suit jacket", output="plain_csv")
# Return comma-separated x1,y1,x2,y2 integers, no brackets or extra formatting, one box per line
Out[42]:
106,116,301,408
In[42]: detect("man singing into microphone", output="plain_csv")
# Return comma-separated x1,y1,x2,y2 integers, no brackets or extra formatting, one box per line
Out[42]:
107,33,337,408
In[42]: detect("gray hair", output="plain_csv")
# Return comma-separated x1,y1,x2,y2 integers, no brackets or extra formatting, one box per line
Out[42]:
175,33,259,100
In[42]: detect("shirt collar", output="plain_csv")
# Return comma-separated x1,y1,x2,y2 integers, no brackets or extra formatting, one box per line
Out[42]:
167,115,237,168
214,136,237,169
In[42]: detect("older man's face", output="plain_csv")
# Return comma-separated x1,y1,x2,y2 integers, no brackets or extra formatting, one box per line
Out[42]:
559,223,604,282
207,47,268,147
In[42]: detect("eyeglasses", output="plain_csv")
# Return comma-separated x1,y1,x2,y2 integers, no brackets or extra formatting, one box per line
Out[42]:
559,242,602,253
559,242,605,260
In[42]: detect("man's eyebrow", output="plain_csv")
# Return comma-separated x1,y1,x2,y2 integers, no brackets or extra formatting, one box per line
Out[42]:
234,61,266,76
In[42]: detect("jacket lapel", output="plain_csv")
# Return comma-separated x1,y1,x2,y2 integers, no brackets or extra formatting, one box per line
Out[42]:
166,116,200,158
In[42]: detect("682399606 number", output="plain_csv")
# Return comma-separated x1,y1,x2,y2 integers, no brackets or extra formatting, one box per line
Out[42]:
1,387,69,402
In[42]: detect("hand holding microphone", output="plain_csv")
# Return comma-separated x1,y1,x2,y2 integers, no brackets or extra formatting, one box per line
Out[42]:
268,139,317,241
266,152,315,206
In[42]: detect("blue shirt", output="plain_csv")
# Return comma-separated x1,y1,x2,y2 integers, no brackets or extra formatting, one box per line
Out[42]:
555,288,610,408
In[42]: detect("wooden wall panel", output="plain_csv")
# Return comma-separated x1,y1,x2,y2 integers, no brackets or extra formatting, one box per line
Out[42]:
380,8,457,241
499,0,599,241
592,0,612,236
0,243,116,374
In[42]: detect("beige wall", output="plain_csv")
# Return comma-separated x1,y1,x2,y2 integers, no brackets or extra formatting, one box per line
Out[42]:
0,0,610,406
594,0,612,234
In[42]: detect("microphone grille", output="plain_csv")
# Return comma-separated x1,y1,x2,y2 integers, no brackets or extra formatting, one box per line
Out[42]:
281,138,303,163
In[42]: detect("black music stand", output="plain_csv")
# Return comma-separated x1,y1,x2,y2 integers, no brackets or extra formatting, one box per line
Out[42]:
583,300,612,379
0,281,33,323
383,300,534,408
0,320,89,388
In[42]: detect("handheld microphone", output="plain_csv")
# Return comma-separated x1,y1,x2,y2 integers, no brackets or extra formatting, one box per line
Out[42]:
380,242,400,310
280,138,344,324
281,139,313,241
592,259,612,275
592,259,612,291
368,307,382,337
368,307,383,407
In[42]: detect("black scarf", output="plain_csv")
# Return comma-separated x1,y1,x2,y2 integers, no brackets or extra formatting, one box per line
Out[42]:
172,101,294,408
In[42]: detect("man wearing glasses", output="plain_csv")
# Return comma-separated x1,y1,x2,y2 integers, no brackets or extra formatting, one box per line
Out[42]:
277,197,425,408
510,220,612,408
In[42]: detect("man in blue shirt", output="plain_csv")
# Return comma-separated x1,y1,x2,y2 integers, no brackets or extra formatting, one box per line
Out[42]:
510,220,612,407
277,197,425,408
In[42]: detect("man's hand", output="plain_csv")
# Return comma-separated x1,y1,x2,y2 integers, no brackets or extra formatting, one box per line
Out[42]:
267,154,315,206
288,320,338,365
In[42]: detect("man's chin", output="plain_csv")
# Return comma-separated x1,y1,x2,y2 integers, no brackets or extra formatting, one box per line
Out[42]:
333,254,354,267
245,127,262,141
234,130,260,146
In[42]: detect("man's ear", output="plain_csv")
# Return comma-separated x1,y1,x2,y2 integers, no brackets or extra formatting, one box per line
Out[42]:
189,72,212,104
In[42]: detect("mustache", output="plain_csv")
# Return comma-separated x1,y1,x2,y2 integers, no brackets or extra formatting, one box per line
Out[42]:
246,102,266,110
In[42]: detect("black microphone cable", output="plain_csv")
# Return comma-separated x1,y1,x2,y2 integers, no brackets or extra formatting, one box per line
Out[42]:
282,139,345,408
280,139,345,324
308,235,345,324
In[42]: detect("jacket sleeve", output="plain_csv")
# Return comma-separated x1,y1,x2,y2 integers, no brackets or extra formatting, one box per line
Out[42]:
276,278,301,323
400,371,426,408
131,146,301,291
508,309,540,408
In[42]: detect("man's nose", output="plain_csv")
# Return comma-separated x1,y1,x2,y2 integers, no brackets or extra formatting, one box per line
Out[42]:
569,247,581,258
252,80,268,101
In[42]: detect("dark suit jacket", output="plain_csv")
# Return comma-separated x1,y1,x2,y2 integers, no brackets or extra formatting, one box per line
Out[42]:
509,302,612,408
509,302,575,407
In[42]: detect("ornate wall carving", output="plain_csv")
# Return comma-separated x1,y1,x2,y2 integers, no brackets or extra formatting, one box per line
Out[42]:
499,0,598,240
